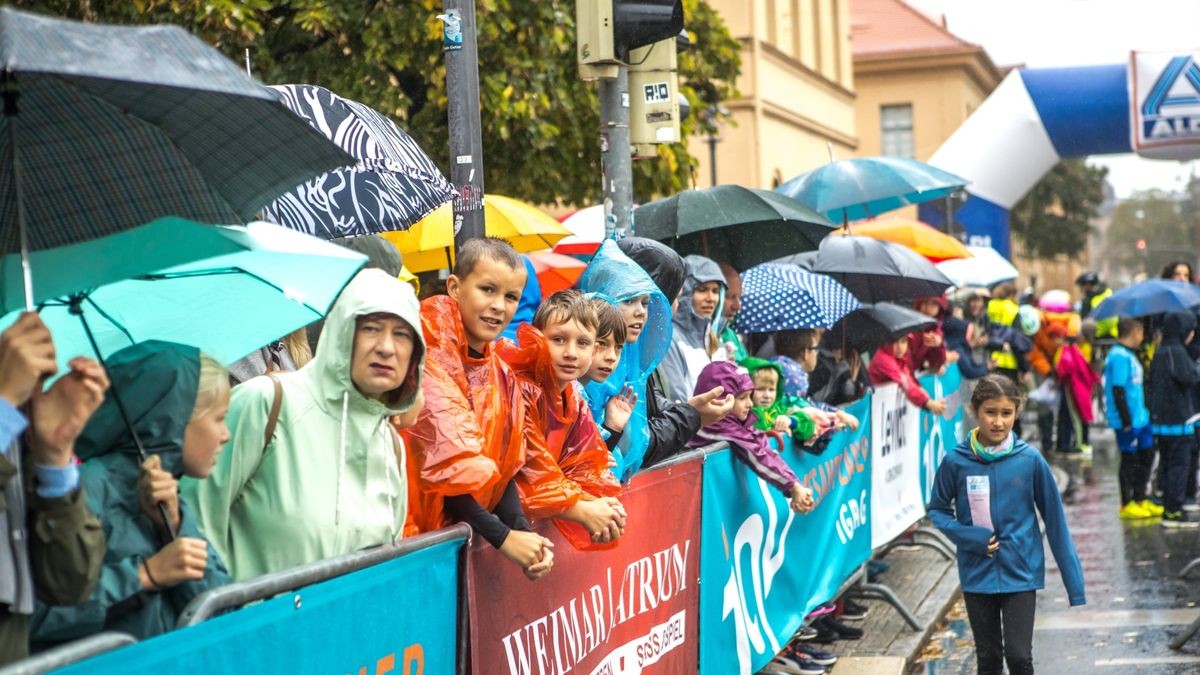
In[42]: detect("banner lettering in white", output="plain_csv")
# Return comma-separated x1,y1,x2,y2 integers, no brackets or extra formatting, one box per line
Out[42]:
870,384,924,548
1130,50,1200,159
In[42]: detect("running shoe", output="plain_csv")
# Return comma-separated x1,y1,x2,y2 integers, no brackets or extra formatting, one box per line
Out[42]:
766,655,826,674
1141,500,1165,516
793,625,819,641
1182,500,1200,513
781,642,838,666
1162,511,1200,528
841,598,869,621
1119,501,1152,519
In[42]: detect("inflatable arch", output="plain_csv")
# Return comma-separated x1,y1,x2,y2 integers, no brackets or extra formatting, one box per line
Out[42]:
917,50,1200,259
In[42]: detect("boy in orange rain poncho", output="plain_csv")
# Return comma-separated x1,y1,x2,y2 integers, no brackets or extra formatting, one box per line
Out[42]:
498,291,627,550
403,239,554,581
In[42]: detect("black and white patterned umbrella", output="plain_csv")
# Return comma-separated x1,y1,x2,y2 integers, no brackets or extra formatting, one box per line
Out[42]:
262,84,455,238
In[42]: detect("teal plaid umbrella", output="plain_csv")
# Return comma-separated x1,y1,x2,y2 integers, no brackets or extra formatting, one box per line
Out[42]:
0,7,352,308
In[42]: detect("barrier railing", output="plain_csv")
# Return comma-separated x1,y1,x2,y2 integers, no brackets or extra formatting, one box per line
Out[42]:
0,633,136,675
16,367,963,675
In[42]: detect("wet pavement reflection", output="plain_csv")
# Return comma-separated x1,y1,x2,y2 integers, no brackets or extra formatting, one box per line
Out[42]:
911,428,1200,674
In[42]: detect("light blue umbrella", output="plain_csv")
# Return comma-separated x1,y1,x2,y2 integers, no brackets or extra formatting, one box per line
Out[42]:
1093,280,1200,319
0,220,367,371
776,157,968,223
736,263,860,333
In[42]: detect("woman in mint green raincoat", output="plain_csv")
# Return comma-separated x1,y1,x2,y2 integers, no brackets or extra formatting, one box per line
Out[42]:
31,341,231,644
578,240,673,480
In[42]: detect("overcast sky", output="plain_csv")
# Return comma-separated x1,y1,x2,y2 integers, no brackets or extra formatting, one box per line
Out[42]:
905,0,1200,198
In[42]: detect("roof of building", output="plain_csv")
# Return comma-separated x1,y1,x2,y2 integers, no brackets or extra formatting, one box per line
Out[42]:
850,0,980,59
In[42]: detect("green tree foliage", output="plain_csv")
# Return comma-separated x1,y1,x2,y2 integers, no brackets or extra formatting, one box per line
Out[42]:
16,0,740,205
1104,190,1193,275
1008,159,1108,259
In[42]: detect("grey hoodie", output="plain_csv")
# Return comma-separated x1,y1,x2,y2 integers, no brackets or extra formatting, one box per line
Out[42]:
661,255,726,402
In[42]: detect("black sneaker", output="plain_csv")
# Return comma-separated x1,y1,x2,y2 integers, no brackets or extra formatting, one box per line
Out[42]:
841,598,869,621
1162,511,1200,528
808,620,839,644
767,656,826,675
793,625,819,641
784,642,838,666
818,617,864,640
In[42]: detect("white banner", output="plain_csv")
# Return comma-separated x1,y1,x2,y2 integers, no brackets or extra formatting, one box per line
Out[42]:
870,384,924,549
1130,50,1200,160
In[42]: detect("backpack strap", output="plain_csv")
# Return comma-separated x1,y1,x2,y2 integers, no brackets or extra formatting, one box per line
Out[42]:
263,374,283,452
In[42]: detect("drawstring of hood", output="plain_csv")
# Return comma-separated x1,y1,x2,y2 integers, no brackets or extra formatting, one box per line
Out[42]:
336,391,349,527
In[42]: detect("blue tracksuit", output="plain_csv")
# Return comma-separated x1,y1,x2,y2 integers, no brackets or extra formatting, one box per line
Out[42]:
928,437,1086,605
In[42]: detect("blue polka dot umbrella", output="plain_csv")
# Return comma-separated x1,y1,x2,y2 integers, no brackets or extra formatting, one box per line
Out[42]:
736,263,861,333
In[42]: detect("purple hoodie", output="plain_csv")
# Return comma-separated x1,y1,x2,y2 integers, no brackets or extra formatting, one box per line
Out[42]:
689,361,800,495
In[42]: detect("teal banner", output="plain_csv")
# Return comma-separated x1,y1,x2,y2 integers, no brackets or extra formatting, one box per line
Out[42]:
699,396,873,675
918,364,966,505
57,537,464,675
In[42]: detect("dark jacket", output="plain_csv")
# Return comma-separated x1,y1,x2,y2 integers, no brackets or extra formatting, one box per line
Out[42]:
617,238,702,467
928,437,1085,605
661,255,725,402
31,342,230,645
943,316,989,379
1147,311,1198,427
809,349,869,406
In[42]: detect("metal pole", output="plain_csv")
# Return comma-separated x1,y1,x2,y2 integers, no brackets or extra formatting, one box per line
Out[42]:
707,134,717,187
600,65,633,238
441,0,486,257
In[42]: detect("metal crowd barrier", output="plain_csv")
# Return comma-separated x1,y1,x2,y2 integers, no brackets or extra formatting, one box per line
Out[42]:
0,633,137,675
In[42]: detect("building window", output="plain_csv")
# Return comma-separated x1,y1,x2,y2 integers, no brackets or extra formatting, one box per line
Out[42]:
881,104,914,158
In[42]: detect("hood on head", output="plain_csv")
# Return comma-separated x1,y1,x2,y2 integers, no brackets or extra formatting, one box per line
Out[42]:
942,315,970,346
314,268,427,415
76,341,201,475
617,237,685,302
676,254,726,338
739,356,784,403
913,295,948,319
1161,310,1197,344
695,360,752,398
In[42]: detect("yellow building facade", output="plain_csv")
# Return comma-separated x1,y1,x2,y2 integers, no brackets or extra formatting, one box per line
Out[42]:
690,0,857,190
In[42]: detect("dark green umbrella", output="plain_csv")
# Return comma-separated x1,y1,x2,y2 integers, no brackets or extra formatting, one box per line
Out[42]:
631,184,836,269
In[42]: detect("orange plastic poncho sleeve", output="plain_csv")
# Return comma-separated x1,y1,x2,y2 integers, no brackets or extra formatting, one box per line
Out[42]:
403,296,526,533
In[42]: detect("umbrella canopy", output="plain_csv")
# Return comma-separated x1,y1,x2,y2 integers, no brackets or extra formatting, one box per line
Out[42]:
776,157,968,223
526,250,587,296
2,222,366,371
736,263,860,333
380,195,571,272
632,185,836,269
0,8,350,255
824,303,937,352
811,234,953,303
260,84,455,238
554,205,609,256
770,250,818,270
935,245,1019,289
1093,280,1200,320
850,217,970,262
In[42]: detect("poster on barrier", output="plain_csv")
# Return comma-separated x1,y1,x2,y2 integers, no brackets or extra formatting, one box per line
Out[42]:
870,382,924,549
468,457,703,675
919,364,966,505
56,536,465,674
698,396,872,675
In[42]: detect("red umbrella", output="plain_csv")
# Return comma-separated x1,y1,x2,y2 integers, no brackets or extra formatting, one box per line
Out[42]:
527,250,587,295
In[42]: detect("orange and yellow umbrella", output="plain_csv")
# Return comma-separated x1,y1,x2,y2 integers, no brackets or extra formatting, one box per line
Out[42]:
526,250,587,295
850,217,970,262
381,195,571,272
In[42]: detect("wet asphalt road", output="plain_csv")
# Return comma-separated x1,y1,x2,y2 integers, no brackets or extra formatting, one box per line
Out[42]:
913,427,1200,674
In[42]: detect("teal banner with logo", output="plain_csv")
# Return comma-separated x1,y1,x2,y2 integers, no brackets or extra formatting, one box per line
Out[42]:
699,396,873,675
58,537,463,675
918,363,966,504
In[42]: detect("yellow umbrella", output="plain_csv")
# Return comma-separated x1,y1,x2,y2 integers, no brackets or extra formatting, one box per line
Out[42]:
381,195,572,272
850,217,971,262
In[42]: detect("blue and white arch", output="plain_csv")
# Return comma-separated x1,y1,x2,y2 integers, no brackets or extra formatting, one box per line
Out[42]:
918,51,1200,259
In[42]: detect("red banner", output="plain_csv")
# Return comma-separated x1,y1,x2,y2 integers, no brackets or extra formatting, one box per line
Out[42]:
468,457,703,675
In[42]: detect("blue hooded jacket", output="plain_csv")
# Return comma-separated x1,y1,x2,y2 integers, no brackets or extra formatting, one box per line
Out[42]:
577,240,672,481
928,436,1085,605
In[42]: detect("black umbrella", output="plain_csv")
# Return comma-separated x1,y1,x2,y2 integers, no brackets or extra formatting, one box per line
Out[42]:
823,302,937,352
632,184,836,269
811,234,953,303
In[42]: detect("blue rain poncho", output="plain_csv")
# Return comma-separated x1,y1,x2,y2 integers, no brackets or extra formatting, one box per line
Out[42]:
577,240,673,481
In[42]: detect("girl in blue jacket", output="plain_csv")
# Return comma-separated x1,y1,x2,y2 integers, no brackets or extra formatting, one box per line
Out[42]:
928,374,1085,675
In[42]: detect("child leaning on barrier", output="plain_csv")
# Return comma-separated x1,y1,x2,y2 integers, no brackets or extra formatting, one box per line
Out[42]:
688,361,814,514
928,374,1085,675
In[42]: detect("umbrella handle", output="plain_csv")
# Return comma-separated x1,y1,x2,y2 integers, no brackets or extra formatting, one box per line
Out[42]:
68,295,176,542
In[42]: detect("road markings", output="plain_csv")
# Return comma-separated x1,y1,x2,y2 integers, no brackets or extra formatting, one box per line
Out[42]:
1095,656,1200,666
1035,608,1197,630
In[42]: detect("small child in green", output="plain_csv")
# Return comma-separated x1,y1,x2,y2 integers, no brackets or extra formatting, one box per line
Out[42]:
740,357,833,444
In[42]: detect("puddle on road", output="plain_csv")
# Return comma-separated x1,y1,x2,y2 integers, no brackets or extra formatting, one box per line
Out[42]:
909,599,973,675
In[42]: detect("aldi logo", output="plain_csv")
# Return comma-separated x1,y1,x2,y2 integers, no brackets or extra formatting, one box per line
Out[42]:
1131,50,1200,157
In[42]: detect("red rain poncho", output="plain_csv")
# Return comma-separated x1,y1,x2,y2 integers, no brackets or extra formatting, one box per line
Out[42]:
498,324,621,548
403,295,528,534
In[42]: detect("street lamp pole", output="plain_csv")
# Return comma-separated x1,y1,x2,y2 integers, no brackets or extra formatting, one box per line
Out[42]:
442,0,486,256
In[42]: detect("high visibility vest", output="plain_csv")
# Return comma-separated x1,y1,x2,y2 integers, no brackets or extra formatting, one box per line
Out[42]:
988,298,1020,370
1090,289,1117,338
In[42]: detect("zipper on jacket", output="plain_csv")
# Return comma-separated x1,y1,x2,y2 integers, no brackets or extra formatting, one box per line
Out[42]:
991,461,1001,592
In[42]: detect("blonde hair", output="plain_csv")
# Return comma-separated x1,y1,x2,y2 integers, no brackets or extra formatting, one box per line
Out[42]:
281,327,312,368
193,353,231,419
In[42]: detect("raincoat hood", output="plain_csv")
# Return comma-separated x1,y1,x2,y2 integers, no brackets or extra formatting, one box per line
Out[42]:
76,341,200,477
675,255,726,344
740,356,784,403
942,316,970,351
913,295,948,320
695,360,752,398
1161,310,1196,345
311,268,426,417
617,236,685,303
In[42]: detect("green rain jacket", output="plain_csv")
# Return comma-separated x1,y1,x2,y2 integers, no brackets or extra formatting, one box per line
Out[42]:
184,269,426,581
30,341,230,644
739,357,816,441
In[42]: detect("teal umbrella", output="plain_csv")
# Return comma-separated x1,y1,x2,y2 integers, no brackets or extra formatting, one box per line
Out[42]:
776,157,968,223
0,219,367,371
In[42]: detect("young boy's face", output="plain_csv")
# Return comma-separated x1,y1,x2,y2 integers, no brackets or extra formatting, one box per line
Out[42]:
585,332,623,384
619,295,649,344
732,390,754,422
543,318,596,388
751,370,778,408
447,257,526,352
692,281,721,319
